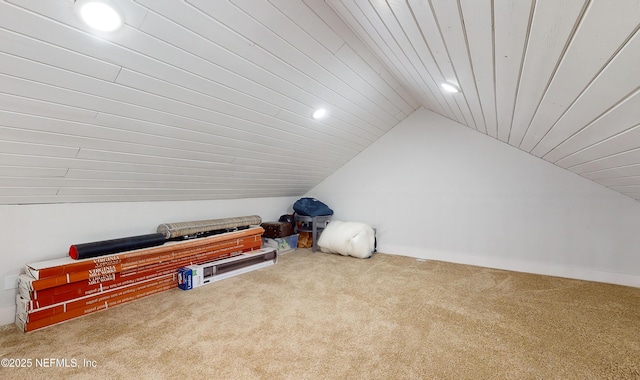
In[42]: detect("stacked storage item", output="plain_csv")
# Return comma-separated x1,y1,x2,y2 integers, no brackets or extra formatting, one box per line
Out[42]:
260,221,298,254
15,226,264,332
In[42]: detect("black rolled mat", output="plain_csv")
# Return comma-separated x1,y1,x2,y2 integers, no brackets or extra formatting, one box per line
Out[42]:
69,233,167,260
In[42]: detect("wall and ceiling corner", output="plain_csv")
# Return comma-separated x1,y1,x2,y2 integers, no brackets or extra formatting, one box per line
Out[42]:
2,0,640,325
307,108,640,288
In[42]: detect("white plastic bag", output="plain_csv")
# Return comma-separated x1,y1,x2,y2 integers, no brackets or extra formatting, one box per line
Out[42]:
317,220,375,259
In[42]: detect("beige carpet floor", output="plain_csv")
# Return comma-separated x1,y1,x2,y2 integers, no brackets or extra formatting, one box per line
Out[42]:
1,249,639,379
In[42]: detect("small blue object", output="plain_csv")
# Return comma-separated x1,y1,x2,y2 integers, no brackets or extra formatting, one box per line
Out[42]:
177,267,194,290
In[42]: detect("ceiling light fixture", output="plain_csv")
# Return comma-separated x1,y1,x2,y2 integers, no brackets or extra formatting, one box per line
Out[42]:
75,0,123,32
312,108,327,119
441,82,461,93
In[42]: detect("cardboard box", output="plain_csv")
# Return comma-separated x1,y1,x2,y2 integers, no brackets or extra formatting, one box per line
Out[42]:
178,248,277,290
262,234,298,254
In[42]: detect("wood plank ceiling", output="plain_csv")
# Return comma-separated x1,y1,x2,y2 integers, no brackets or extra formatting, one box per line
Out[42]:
0,0,639,204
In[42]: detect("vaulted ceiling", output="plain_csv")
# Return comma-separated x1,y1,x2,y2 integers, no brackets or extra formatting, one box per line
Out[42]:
1,0,639,204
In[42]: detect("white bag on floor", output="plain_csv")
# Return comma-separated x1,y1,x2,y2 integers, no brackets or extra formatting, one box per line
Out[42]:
317,220,375,259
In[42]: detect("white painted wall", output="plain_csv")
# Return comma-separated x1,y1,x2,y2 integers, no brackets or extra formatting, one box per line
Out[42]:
0,196,297,325
5,107,640,327
308,108,640,287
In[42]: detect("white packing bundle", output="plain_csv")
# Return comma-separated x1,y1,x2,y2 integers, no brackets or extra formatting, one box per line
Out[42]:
317,220,375,259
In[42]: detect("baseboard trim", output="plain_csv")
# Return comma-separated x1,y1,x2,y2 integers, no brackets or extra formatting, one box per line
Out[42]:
382,245,640,288
0,304,16,327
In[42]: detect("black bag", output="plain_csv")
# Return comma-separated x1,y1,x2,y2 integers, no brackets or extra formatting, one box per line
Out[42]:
278,214,295,230
293,197,333,217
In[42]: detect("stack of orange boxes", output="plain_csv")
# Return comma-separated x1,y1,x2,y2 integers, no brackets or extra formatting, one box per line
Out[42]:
15,226,264,332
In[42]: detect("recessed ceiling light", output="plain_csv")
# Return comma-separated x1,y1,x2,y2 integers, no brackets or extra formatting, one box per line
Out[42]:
441,82,461,93
312,108,327,119
76,1,123,32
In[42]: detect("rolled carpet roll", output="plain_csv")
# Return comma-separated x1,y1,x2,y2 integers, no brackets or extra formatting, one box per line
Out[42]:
157,215,262,239
69,233,167,260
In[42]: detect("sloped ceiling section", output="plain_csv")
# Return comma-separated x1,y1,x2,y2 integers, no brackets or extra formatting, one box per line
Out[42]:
1,1,640,205
328,0,640,201
0,0,419,204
